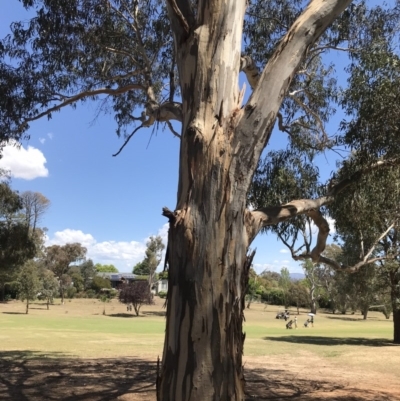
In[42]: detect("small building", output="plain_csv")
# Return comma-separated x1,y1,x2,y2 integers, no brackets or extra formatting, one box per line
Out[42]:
153,279,168,294
97,272,139,289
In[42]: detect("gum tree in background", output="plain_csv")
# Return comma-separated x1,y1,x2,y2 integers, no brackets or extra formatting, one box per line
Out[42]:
95,263,119,273
1,0,400,399
17,260,40,314
133,235,164,290
44,243,87,304
38,268,59,310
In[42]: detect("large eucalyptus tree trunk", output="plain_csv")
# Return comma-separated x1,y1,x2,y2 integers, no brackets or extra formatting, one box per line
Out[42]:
390,271,400,344
158,1,351,400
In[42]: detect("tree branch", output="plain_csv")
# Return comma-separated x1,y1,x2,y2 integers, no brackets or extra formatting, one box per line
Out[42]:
20,84,146,132
165,120,181,139
237,0,352,151
166,0,195,42
247,158,400,256
145,102,183,125
112,124,145,157
240,56,260,90
166,0,190,34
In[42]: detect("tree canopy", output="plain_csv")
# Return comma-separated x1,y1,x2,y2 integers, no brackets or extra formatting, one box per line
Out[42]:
95,263,119,273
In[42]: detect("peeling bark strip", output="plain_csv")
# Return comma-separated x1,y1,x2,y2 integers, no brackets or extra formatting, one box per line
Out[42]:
158,1,352,401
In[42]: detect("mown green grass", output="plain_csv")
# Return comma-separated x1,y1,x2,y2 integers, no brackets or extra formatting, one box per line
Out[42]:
0,298,398,379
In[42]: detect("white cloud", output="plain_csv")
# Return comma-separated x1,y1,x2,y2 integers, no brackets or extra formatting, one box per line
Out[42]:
47,132,54,140
279,249,289,254
157,223,169,245
0,141,48,180
39,138,46,144
327,217,336,233
310,216,336,234
47,229,96,248
46,229,149,271
253,262,303,275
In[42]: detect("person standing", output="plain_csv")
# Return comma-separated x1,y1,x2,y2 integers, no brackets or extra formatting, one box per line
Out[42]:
294,316,298,329
310,315,314,327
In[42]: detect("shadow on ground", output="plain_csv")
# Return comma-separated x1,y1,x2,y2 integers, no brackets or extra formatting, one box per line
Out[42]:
0,351,156,401
1,351,399,401
324,315,379,322
2,312,26,315
264,335,396,347
106,313,138,318
141,311,166,317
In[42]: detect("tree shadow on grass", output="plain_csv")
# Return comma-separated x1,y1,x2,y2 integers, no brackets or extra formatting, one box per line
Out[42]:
324,315,379,322
245,365,398,400
142,311,166,317
264,335,397,347
2,312,26,315
1,351,397,401
0,350,157,401
106,313,138,318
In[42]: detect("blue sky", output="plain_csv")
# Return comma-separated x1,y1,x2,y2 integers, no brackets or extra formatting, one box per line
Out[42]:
0,3,345,275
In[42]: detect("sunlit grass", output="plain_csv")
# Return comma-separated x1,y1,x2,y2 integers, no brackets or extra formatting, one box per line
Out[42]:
0,297,398,379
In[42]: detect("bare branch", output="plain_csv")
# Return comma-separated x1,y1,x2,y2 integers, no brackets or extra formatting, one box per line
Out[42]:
105,47,139,64
310,45,358,54
166,0,195,42
246,196,333,243
165,120,181,139
166,0,190,34
306,209,330,263
20,84,146,131
112,124,144,157
145,102,183,125
247,158,400,244
276,112,291,134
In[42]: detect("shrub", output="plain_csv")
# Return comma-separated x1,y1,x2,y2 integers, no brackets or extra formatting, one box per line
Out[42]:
119,281,153,316
66,287,77,299
158,291,167,299
85,289,96,298
91,276,111,293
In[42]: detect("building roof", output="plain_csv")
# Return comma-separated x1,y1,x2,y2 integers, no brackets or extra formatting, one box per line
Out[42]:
97,272,140,281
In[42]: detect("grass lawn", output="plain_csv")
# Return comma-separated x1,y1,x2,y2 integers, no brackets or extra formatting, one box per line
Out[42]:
1,297,400,400
0,297,398,376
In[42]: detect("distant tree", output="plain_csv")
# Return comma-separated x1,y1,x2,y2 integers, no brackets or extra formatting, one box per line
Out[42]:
158,271,168,281
44,243,87,303
246,269,259,309
17,261,40,314
135,236,165,291
99,294,111,315
132,261,149,276
91,276,111,293
59,274,73,299
302,259,321,314
69,268,84,293
0,179,36,278
279,267,291,309
95,263,119,273
288,281,309,314
20,191,50,232
79,259,97,290
119,281,153,316
260,270,281,288
38,268,59,310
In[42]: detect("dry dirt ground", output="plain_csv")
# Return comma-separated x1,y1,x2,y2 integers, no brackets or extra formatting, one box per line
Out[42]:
1,352,400,401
